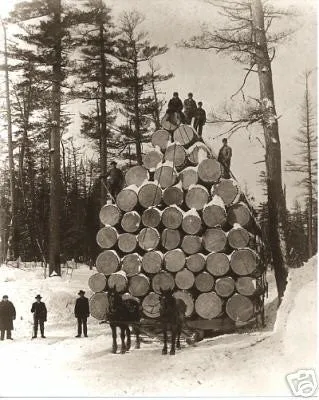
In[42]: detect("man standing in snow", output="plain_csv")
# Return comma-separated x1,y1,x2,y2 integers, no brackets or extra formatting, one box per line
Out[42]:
183,93,197,125
31,294,47,339
193,101,207,137
218,138,232,179
0,295,16,340
74,290,90,338
106,161,124,200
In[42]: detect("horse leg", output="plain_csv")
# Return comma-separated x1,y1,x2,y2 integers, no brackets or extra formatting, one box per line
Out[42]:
134,326,141,349
120,326,126,354
126,326,131,351
170,326,176,355
162,325,168,355
176,325,181,350
111,324,117,354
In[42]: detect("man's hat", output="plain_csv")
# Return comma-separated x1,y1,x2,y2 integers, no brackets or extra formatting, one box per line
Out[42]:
173,91,178,96
78,290,85,295
2,295,8,299
35,294,42,299
198,101,203,106
188,92,193,97
110,161,117,166
222,138,228,143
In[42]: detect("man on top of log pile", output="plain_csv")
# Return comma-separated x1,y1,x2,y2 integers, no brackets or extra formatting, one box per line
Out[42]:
167,92,185,125
218,138,232,179
106,161,124,200
193,101,206,137
183,92,197,125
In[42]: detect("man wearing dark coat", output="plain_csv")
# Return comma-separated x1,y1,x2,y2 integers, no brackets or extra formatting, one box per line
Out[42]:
74,290,90,338
31,294,47,339
193,101,207,137
106,161,124,201
166,92,185,124
183,93,197,125
0,295,16,340
218,138,232,179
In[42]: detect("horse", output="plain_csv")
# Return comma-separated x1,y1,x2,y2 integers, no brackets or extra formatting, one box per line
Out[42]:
107,290,141,354
159,289,187,355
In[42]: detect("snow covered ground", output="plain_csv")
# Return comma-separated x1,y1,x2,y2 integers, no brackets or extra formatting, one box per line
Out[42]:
0,258,317,397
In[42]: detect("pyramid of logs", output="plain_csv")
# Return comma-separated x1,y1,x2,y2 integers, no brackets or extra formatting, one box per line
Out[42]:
89,121,266,328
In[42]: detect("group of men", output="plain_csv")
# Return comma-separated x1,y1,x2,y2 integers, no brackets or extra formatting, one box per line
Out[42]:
0,290,90,340
167,92,207,136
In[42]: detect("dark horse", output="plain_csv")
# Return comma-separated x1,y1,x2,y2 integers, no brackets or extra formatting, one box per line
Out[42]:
159,289,186,355
107,290,141,354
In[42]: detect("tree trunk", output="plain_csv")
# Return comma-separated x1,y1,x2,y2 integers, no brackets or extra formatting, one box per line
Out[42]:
251,0,287,299
133,46,142,165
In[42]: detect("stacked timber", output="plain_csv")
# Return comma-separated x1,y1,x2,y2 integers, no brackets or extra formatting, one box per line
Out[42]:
89,122,266,327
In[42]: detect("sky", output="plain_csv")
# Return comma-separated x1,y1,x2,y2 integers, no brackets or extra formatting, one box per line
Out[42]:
0,0,317,209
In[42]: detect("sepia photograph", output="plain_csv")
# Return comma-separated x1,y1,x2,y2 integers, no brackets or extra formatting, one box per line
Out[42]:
0,0,317,398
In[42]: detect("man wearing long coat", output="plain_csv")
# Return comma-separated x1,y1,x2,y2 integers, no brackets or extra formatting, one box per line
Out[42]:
31,294,47,339
0,295,16,340
74,290,90,338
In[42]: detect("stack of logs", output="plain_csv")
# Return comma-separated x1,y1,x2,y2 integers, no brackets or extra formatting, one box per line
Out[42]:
89,122,266,326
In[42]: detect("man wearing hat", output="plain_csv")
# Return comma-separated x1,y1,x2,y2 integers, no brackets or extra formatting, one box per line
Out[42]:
105,161,124,201
74,290,90,338
0,295,16,340
183,93,197,125
31,295,47,339
193,101,207,137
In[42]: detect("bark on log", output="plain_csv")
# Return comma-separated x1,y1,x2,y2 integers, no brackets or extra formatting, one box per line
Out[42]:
96,226,118,249
142,292,161,318
195,272,215,292
235,277,257,296
121,253,142,277
162,205,183,229
173,124,197,147
88,272,107,293
187,142,210,165
212,178,240,206
226,294,254,322
96,250,120,275
179,166,198,190
108,271,128,293
164,142,187,168
173,290,194,317
202,195,227,228
138,227,160,251
186,253,206,273
118,233,137,253
164,249,186,272
227,202,251,227
151,129,171,150
198,158,222,184
99,204,121,226
121,211,141,233
142,147,163,171
142,250,163,274
181,235,202,255
215,277,235,298
206,252,230,276
230,248,258,276
154,162,177,188
125,165,149,187
128,273,150,297
152,271,175,294
227,225,251,249
161,228,181,250
89,292,109,320
138,182,162,208
203,228,227,252
116,185,139,212
182,209,202,235
185,184,209,210
195,292,223,319
141,207,162,228
163,181,184,206
175,268,195,290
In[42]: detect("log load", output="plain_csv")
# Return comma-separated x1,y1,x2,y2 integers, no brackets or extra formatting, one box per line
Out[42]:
162,205,183,229
202,196,227,228
152,271,175,294
142,292,161,318
161,228,181,250
179,166,198,190
186,253,206,273
227,202,251,227
195,292,223,319
121,253,141,277
235,277,257,296
163,181,184,206
96,250,120,275
230,248,258,276
96,226,118,249
154,162,178,188
108,271,128,293
212,178,240,206
142,250,163,274
116,185,139,212
141,207,162,228
185,184,209,210
198,158,221,184
138,227,160,251
215,277,235,298
164,249,186,272
151,129,171,150
206,252,230,276
226,294,254,322
203,228,227,252
118,233,137,253
128,273,150,297
175,268,195,290
99,203,121,226
195,272,215,292
173,291,194,317
88,273,107,293
89,292,109,320
182,209,202,235
227,225,251,249
138,182,162,208
165,142,187,168
142,147,163,171
125,165,149,187
121,211,141,233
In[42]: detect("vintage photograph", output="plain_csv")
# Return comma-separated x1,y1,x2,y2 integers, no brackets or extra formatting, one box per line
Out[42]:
0,0,317,397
